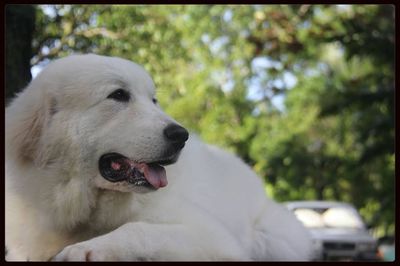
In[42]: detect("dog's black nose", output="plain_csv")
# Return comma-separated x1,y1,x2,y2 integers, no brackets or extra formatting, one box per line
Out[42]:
164,124,189,144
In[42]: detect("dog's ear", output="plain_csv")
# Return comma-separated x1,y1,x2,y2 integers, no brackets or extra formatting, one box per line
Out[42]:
5,82,55,165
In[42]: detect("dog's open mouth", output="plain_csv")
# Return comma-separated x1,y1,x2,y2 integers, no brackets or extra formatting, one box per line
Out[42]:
99,153,168,190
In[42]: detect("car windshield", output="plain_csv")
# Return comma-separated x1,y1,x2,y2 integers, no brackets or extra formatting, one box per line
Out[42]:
293,206,365,229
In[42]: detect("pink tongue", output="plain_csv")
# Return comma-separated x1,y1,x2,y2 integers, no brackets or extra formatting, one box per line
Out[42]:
137,163,168,189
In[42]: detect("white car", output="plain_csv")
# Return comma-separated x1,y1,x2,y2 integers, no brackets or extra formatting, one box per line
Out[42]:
285,201,379,261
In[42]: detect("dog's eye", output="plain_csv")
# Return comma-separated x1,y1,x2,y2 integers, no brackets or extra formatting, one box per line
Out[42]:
107,89,130,102
152,97,158,105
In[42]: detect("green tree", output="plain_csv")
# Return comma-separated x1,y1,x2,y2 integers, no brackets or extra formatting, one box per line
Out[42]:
246,5,394,236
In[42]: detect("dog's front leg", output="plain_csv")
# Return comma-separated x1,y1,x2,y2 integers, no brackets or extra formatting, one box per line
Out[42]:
52,221,245,261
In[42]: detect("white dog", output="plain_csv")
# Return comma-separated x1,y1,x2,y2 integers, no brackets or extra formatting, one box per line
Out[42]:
5,54,312,261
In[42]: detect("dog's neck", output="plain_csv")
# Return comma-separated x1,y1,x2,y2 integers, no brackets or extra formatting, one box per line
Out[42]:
7,159,137,233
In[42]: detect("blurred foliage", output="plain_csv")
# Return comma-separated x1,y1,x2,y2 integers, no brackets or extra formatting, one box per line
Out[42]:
30,4,394,236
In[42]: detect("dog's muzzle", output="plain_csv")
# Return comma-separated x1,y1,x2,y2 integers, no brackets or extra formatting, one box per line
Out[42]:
98,124,189,191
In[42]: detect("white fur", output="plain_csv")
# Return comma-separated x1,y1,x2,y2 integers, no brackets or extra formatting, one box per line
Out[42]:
5,54,312,261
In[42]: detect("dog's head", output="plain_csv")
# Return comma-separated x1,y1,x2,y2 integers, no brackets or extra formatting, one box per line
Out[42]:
6,54,188,193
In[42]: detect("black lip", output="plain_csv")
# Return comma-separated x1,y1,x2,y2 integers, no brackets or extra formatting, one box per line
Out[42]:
154,157,177,166
98,151,179,186
99,153,131,182
155,144,184,165
151,152,180,166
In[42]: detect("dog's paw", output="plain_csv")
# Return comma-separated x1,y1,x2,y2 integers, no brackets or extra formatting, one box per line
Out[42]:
51,242,113,261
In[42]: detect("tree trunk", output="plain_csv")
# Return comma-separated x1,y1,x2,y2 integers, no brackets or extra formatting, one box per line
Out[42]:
5,5,35,104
